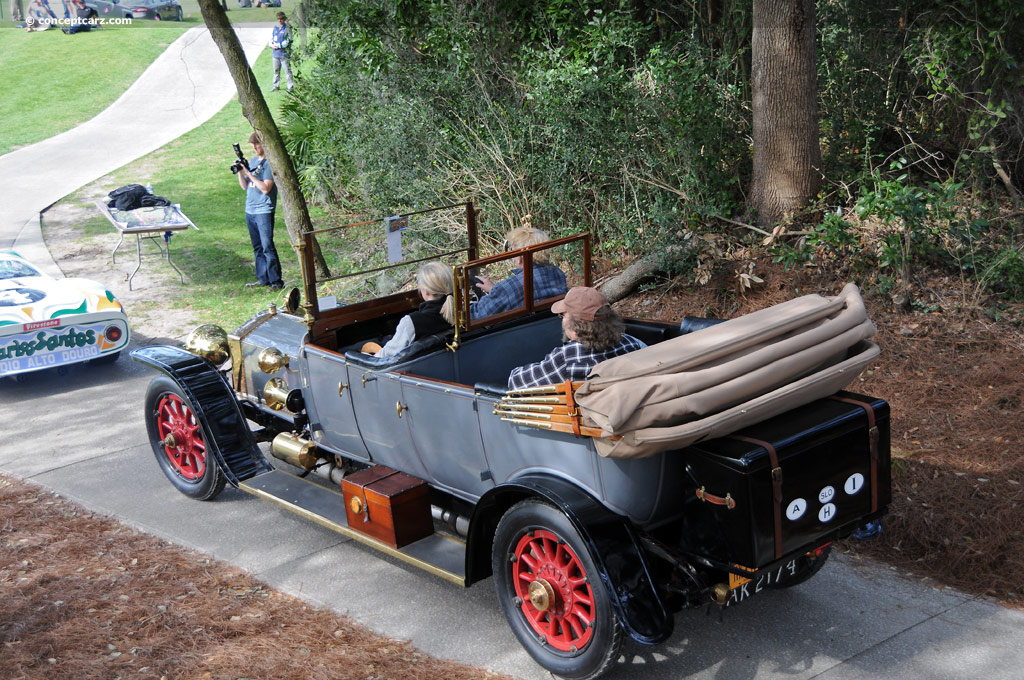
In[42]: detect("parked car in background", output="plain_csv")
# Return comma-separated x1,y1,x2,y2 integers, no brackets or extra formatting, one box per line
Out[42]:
1,250,130,378
86,0,182,21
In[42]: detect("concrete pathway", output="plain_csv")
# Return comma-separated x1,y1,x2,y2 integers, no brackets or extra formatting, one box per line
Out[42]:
0,25,268,277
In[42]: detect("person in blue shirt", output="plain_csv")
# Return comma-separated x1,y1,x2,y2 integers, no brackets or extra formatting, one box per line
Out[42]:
237,131,283,289
470,226,568,319
270,12,294,93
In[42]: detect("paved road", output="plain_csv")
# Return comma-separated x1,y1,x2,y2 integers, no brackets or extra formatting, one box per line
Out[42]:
3,361,1023,680
0,25,268,277
2,24,1023,680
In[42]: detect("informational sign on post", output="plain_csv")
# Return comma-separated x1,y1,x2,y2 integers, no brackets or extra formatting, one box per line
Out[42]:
386,215,409,263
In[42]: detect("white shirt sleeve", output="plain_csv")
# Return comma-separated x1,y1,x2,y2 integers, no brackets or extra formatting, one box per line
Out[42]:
376,315,416,359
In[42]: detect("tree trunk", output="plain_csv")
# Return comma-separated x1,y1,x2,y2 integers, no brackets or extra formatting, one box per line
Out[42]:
599,252,661,304
196,0,330,278
748,0,822,226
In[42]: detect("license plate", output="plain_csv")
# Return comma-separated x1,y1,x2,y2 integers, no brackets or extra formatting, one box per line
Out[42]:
726,559,798,606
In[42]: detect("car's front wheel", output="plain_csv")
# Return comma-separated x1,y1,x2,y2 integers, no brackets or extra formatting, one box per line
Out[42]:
492,500,622,680
144,375,225,500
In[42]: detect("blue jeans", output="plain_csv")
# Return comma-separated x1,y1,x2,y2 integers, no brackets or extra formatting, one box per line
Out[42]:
245,211,283,286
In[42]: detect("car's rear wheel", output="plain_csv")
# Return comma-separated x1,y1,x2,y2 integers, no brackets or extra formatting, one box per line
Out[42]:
492,500,622,680
144,375,225,500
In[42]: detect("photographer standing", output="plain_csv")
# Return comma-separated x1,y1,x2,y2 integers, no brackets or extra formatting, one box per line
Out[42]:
270,12,294,93
237,131,283,289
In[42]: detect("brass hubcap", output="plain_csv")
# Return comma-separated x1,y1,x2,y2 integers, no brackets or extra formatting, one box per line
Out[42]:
528,578,556,612
163,433,177,449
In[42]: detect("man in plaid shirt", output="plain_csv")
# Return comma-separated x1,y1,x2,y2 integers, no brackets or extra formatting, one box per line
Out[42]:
471,227,568,319
508,287,646,390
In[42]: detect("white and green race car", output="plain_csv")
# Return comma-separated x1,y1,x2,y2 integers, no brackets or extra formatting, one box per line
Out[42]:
0,250,130,377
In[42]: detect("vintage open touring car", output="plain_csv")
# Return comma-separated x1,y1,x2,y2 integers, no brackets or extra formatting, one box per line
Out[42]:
1,249,130,379
132,203,890,679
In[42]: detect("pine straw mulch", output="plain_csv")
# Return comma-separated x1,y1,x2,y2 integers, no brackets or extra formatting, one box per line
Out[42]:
615,263,1024,606
0,475,515,680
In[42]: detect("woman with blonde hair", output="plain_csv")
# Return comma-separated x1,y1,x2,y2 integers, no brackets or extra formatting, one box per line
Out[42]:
364,262,455,358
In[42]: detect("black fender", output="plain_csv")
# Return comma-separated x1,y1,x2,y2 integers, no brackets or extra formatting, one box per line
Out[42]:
131,345,273,486
467,473,673,645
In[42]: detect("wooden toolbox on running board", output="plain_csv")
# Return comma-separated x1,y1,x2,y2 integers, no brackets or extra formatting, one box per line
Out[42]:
341,466,433,548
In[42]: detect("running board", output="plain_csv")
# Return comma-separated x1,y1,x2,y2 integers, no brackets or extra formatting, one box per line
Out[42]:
239,469,467,586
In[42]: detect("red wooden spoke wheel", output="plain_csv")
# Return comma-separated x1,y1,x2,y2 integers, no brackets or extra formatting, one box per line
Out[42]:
155,392,207,481
144,376,225,501
512,529,595,652
493,500,622,680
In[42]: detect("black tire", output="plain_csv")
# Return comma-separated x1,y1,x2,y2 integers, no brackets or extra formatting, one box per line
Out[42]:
769,544,832,589
144,375,226,500
89,351,120,366
176,7,183,21
492,500,623,680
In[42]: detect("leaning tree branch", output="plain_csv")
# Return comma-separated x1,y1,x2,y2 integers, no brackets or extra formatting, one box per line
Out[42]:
197,0,330,279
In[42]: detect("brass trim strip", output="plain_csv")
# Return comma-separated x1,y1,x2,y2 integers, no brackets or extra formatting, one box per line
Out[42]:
238,481,466,586
506,385,563,395
501,396,561,404
493,403,554,413
493,410,552,420
500,417,554,430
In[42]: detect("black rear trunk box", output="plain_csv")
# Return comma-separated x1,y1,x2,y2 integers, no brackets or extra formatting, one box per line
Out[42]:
679,391,891,569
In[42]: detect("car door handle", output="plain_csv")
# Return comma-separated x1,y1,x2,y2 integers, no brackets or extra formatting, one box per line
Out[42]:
338,381,348,397
396,401,408,418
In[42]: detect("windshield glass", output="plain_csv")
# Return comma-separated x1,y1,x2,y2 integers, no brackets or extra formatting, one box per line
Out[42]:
0,258,42,280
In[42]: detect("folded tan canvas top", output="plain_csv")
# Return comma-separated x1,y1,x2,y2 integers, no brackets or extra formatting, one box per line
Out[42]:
575,283,879,458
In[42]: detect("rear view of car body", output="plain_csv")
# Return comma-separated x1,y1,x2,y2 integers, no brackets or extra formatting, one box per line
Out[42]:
85,0,182,21
0,251,130,377
127,0,181,20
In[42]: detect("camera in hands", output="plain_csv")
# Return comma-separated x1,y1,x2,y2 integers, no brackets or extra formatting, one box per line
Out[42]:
230,143,250,174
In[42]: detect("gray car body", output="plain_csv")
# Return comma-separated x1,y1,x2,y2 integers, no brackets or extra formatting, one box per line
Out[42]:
240,308,683,527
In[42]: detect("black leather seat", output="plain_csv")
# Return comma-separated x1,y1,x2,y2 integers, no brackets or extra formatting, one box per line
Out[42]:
343,332,453,368
678,316,726,335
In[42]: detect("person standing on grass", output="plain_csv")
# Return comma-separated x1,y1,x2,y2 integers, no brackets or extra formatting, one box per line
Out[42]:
270,11,294,93
237,131,284,290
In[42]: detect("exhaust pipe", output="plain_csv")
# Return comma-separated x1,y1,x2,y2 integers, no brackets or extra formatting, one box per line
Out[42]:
431,505,470,538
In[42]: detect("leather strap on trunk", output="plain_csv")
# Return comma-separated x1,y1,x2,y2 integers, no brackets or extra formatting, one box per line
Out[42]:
358,467,400,523
730,434,784,560
829,395,880,512
695,486,737,509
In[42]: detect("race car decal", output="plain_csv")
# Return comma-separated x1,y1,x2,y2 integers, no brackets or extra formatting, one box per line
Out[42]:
0,288,46,306
0,316,129,375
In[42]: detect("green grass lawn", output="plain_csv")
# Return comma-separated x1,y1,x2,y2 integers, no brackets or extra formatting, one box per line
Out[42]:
0,0,296,155
51,49,316,330
0,25,188,154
